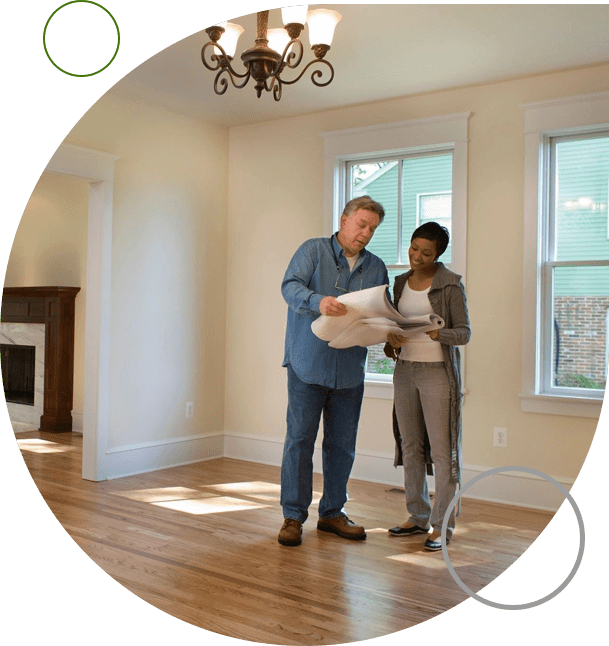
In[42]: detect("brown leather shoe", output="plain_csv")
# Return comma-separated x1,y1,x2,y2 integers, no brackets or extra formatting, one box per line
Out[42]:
278,518,303,546
317,515,366,540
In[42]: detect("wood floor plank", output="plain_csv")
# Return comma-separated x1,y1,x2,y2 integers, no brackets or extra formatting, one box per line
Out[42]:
16,431,553,644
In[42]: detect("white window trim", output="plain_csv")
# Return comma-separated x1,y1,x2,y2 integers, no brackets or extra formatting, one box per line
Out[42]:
321,113,471,399
520,91,609,418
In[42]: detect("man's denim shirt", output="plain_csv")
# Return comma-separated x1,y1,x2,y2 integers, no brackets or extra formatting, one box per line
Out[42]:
281,234,389,389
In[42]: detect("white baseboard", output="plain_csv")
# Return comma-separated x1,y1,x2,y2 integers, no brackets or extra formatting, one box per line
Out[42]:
223,431,573,512
104,432,224,480
59,426,573,510
72,411,83,433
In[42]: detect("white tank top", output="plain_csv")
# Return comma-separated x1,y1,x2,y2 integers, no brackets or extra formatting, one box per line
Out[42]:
397,281,444,362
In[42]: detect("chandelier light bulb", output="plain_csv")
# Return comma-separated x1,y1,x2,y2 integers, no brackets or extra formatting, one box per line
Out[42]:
281,5,309,27
307,9,342,47
216,22,245,58
267,28,292,55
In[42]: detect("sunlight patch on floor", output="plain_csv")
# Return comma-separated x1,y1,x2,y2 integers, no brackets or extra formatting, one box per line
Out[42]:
386,553,447,568
204,481,282,501
17,438,77,454
112,485,272,515
203,480,322,504
463,520,542,540
114,487,205,503
154,496,270,515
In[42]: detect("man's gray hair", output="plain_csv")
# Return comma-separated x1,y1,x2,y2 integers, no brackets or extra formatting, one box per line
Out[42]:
342,195,385,223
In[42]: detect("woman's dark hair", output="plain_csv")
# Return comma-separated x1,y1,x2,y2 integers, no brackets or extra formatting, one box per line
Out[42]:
411,221,450,259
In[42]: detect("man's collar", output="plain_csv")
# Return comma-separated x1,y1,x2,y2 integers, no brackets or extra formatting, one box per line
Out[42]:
332,232,367,259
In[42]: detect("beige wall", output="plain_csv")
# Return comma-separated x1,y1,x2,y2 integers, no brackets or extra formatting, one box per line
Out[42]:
225,63,609,482
4,172,89,417
65,94,229,449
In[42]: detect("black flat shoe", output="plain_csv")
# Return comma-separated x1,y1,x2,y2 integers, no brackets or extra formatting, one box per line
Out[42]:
388,525,430,536
424,535,450,551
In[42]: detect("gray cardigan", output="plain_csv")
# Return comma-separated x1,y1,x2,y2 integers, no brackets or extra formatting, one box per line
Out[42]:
389,263,471,486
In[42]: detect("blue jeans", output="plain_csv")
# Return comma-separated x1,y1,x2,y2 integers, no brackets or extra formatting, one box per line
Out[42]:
281,365,365,523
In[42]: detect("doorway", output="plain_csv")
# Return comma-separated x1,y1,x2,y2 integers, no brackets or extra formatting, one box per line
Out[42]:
43,143,118,481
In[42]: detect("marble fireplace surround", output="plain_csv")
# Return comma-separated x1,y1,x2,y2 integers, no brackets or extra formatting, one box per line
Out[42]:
1,286,80,432
0,323,45,431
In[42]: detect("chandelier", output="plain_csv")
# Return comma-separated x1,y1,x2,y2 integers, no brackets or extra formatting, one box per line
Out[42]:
201,6,342,101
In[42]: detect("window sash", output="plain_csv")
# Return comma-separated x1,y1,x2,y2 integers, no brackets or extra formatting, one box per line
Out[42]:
539,132,609,399
548,131,609,264
540,263,608,399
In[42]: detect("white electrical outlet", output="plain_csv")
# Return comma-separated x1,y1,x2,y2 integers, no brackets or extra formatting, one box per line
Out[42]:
185,402,194,418
493,427,507,448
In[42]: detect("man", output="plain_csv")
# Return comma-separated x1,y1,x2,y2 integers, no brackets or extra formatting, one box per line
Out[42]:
278,196,389,546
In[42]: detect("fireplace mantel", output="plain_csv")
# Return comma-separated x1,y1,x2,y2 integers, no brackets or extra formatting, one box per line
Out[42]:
1,286,80,432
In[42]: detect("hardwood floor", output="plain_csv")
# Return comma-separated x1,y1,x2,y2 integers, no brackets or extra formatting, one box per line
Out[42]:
18,431,553,644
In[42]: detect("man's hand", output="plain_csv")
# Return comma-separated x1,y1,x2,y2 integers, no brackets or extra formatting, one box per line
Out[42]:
426,329,440,341
320,296,348,317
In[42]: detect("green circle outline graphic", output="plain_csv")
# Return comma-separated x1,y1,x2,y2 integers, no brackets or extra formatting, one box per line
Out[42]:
43,1,120,77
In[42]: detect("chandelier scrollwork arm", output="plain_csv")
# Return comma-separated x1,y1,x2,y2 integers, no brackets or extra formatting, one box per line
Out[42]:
275,57,335,89
280,39,304,70
267,40,333,101
201,41,252,95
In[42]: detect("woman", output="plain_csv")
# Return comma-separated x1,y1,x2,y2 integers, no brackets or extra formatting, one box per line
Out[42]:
384,222,470,551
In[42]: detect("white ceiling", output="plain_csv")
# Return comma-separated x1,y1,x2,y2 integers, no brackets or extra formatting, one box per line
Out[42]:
109,4,609,127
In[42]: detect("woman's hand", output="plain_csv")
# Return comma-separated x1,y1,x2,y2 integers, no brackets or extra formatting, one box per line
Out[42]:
387,333,409,348
426,329,440,341
383,342,399,361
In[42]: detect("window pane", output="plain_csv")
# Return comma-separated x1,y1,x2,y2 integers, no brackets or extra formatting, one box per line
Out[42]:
351,161,398,264
554,136,609,261
418,192,452,263
553,265,609,391
401,154,452,262
364,269,407,378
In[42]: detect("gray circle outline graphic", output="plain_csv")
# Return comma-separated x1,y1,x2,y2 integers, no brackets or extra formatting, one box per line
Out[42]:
441,466,585,610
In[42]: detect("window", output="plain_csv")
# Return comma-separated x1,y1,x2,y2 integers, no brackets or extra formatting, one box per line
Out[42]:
521,91,609,417
322,113,470,397
345,152,454,379
545,134,609,396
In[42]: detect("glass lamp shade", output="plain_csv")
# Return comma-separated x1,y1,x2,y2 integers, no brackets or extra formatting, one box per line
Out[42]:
215,22,245,58
281,5,308,26
267,28,292,55
307,9,341,47
212,21,228,28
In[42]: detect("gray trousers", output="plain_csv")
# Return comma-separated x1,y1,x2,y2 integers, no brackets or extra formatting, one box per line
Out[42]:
393,359,456,539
